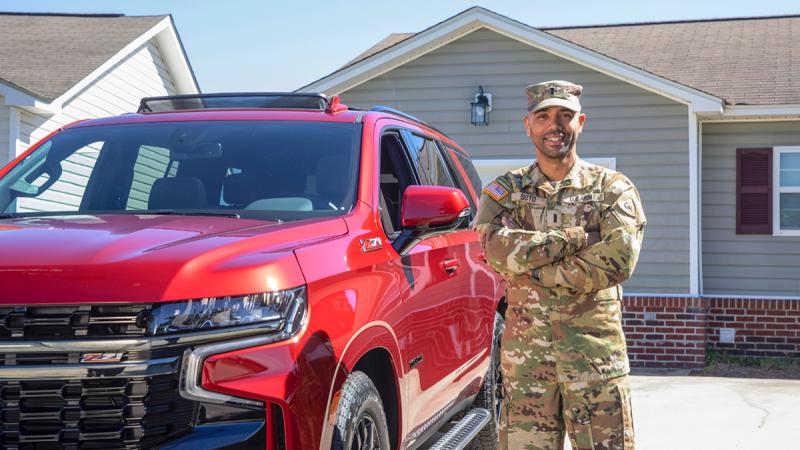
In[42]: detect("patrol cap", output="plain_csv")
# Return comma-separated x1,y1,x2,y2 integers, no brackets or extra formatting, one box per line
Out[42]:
525,80,582,113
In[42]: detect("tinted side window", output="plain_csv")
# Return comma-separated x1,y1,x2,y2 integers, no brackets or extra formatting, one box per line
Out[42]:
440,145,480,220
448,148,484,196
401,131,455,188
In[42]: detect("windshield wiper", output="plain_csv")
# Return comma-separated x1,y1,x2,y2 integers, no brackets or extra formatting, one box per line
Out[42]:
143,209,241,219
0,213,19,219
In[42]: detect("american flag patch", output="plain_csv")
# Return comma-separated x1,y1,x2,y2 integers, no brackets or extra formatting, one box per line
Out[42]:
482,181,509,201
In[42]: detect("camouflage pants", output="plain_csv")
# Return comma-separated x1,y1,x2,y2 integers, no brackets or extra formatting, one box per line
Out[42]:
500,374,635,450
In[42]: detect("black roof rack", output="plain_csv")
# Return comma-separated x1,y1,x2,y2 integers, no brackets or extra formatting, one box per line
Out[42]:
369,105,445,136
137,92,331,113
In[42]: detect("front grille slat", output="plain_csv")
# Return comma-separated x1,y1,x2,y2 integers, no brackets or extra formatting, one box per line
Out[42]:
0,305,149,339
0,302,196,449
0,374,195,449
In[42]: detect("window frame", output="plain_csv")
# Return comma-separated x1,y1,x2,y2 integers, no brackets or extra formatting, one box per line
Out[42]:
772,146,800,236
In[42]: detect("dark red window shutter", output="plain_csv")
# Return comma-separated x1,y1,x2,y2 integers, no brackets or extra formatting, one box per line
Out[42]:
736,148,772,234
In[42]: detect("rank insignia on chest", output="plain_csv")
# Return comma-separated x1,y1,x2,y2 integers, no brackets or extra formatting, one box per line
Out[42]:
510,192,537,203
482,182,509,201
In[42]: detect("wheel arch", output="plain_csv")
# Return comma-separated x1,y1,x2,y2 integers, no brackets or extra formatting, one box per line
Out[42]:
319,322,404,450
353,348,400,450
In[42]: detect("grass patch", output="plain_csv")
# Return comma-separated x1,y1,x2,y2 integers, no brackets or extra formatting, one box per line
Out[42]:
705,348,800,370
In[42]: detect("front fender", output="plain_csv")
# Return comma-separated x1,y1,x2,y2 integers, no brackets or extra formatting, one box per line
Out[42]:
318,322,404,450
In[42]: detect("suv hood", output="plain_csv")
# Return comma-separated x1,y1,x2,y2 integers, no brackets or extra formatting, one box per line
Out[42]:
0,214,347,304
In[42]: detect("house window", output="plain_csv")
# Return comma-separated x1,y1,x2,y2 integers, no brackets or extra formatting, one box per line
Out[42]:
774,147,800,235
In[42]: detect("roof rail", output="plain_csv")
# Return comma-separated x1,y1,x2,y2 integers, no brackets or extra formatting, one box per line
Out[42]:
137,92,334,113
369,106,445,135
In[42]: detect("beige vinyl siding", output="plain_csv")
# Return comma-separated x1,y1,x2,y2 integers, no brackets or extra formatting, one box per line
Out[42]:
15,41,177,213
0,101,9,167
340,28,691,294
702,121,800,297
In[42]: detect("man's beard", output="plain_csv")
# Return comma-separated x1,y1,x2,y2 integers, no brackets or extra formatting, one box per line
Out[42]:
536,132,577,160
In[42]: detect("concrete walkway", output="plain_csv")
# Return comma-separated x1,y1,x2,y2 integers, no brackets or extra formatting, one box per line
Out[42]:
565,370,800,449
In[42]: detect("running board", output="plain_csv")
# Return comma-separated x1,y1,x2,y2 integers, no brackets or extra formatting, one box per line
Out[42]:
428,408,491,450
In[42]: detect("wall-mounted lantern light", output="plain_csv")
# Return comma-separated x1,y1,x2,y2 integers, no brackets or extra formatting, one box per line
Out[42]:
470,86,492,126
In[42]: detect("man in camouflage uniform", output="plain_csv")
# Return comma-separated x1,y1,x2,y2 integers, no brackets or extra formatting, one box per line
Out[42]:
474,80,645,450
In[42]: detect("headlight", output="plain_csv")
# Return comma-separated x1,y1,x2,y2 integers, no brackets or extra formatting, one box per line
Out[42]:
146,286,307,335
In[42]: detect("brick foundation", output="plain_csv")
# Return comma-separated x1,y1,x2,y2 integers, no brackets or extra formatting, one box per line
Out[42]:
622,296,800,369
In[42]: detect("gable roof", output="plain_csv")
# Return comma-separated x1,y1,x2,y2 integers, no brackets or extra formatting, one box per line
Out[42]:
318,8,800,107
546,15,800,106
344,33,415,67
0,12,198,108
299,7,723,113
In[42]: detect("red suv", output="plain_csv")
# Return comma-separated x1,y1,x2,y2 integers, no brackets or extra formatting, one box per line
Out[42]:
0,93,504,450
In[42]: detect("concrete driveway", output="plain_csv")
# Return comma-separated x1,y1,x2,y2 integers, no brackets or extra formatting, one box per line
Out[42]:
564,370,800,449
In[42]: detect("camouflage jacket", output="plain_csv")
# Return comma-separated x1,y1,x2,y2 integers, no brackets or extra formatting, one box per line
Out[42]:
474,158,646,381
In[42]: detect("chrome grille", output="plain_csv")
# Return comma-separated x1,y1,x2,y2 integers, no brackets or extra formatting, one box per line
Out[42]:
0,305,149,339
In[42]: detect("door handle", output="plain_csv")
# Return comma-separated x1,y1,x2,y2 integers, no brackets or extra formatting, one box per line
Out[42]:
442,258,459,275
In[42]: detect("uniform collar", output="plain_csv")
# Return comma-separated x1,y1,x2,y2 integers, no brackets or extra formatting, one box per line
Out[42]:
522,156,590,192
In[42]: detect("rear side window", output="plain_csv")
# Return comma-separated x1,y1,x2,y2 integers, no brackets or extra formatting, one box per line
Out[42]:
447,147,483,199
401,131,455,188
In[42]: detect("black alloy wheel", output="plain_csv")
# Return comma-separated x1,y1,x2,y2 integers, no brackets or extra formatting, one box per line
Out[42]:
351,413,380,450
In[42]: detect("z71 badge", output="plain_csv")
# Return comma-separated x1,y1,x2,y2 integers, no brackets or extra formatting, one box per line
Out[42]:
80,352,125,363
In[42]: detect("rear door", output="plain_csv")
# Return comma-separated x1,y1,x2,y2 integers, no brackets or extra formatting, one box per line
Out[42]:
441,143,500,365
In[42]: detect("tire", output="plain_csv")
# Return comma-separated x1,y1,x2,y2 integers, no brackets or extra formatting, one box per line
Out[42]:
466,311,504,450
331,371,392,450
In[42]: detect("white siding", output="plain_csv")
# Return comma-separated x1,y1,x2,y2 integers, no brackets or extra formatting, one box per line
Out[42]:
341,28,691,294
0,98,9,168
702,121,800,297
14,40,178,213
17,40,177,152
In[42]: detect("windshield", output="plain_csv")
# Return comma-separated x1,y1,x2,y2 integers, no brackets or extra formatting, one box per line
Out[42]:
0,120,360,221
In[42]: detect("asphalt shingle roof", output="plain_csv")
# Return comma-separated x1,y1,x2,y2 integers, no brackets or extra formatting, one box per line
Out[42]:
344,14,800,105
0,12,166,101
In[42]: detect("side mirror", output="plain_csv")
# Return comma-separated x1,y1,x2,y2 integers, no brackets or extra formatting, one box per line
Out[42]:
400,185,470,229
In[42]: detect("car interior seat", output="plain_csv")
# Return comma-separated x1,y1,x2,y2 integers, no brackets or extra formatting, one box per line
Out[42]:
148,177,208,210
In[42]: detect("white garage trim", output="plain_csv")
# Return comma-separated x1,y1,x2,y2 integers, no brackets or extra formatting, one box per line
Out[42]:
7,107,20,162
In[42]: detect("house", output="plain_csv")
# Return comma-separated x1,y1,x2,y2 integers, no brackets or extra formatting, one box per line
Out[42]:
300,7,800,368
0,12,198,168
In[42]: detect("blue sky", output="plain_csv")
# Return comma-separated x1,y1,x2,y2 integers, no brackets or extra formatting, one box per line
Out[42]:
3,1,799,92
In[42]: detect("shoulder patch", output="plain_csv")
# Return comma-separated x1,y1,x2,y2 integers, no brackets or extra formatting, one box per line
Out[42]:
482,181,509,202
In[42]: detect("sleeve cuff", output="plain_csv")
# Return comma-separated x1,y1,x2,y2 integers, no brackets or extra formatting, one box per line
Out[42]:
564,226,587,252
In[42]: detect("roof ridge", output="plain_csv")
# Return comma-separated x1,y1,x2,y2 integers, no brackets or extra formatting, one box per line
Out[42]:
543,13,800,30
0,12,126,18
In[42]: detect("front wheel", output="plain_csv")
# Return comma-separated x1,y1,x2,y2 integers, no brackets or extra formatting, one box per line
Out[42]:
332,371,392,450
467,311,504,450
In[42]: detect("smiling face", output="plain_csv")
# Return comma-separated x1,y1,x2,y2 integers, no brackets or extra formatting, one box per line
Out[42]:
523,106,586,161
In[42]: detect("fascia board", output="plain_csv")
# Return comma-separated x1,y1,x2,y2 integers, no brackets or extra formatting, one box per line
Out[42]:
154,17,200,95
723,104,800,117
478,13,723,114
300,10,486,94
302,8,724,114
50,17,198,109
0,81,54,113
